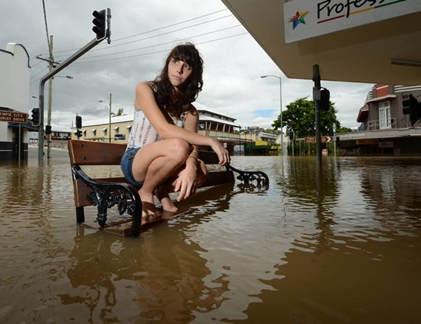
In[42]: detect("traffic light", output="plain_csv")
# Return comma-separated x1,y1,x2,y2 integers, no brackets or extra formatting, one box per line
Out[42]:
402,94,421,126
92,10,106,40
31,108,40,127
320,88,330,111
45,125,52,135
76,130,82,139
76,115,82,129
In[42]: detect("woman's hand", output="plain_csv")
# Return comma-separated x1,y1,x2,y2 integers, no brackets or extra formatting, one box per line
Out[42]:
175,165,197,201
210,139,230,166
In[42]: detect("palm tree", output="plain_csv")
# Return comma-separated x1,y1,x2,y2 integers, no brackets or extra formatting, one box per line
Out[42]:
111,108,126,117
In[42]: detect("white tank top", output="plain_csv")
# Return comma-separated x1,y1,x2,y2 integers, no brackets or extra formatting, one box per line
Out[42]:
127,109,187,149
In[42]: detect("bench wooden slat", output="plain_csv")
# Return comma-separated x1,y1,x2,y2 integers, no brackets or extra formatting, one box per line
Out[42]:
69,140,126,165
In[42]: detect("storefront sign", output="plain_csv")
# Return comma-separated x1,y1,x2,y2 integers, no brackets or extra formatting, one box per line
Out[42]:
356,139,379,145
0,110,28,123
284,0,420,43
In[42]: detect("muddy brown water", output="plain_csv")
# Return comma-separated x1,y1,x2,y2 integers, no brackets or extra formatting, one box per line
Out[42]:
1,148,420,323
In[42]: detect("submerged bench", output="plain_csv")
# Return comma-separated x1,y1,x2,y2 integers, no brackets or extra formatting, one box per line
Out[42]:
68,139,269,237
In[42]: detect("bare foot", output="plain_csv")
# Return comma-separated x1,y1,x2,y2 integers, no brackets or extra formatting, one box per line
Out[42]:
156,186,178,219
161,199,178,219
141,201,162,225
139,191,161,225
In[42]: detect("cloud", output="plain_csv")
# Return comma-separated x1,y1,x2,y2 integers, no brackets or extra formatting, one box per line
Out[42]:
1,0,372,131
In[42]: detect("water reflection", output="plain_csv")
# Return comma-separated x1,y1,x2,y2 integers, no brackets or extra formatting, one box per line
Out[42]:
230,157,421,323
61,184,239,323
1,153,421,323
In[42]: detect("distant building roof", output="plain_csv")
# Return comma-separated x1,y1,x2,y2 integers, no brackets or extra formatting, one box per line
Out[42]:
198,113,240,127
81,114,132,127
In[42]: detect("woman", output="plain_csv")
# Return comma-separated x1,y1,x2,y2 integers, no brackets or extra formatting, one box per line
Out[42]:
121,43,230,224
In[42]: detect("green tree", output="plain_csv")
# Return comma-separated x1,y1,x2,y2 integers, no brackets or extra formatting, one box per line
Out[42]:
272,97,340,138
111,108,126,117
336,126,352,133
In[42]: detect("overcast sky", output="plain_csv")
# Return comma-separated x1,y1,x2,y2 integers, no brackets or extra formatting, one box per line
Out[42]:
1,0,373,131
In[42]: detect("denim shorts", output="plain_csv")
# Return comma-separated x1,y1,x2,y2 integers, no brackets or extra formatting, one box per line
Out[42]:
121,147,144,187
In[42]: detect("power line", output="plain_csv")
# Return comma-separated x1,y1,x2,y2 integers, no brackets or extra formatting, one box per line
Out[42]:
76,32,248,64
114,9,229,43
85,15,234,54
30,8,246,83
48,18,241,64
30,66,49,83
73,24,243,61
29,29,248,85
51,9,230,57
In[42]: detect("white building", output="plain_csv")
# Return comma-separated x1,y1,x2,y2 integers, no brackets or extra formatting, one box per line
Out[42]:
0,43,31,161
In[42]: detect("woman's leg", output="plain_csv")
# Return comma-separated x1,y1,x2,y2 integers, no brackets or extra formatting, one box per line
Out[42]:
131,138,190,223
156,159,208,219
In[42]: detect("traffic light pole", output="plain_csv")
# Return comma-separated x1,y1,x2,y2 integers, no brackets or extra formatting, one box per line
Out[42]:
312,64,322,167
37,8,111,164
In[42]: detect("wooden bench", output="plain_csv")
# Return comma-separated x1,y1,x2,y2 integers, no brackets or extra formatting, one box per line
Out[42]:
68,139,269,237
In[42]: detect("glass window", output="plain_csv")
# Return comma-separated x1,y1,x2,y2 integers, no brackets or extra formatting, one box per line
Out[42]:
379,101,391,129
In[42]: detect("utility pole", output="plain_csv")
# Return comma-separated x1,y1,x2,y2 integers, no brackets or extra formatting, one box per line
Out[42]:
333,123,337,158
47,35,54,159
109,93,112,143
37,35,60,159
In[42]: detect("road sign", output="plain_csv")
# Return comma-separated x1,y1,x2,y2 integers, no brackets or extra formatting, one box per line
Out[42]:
0,110,28,123
304,136,332,143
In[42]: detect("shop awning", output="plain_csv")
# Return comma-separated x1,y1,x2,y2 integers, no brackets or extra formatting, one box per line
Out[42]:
222,0,421,85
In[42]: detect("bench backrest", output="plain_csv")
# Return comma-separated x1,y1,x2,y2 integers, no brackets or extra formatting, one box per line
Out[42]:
68,139,221,166
69,140,127,165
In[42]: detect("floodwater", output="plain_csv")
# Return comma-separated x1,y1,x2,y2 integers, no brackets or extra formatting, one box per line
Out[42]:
1,148,421,324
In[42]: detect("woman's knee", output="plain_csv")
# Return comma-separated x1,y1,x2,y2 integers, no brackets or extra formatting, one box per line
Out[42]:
167,138,190,160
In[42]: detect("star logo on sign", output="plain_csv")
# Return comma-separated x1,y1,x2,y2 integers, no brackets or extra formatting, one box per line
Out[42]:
289,10,309,30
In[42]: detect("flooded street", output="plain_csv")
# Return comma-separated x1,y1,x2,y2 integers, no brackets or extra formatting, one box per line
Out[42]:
1,148,421,323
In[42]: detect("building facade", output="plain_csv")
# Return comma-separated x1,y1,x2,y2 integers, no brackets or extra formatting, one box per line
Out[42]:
0,43,31,161
339,84,421,156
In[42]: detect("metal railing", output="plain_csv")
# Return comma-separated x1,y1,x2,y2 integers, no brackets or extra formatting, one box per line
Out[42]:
367,118,397,131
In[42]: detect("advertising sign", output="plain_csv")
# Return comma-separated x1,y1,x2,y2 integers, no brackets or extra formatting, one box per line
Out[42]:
284,0,421,43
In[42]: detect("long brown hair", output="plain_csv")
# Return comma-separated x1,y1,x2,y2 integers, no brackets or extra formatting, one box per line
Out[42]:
152,43,203,119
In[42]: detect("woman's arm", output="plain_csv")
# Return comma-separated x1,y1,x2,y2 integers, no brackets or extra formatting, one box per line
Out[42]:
174,107,201,201
182,106,200,158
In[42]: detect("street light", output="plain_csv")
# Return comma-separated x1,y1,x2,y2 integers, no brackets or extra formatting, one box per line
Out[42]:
261,75,284,156
99,93,112,143
53,75,74,80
